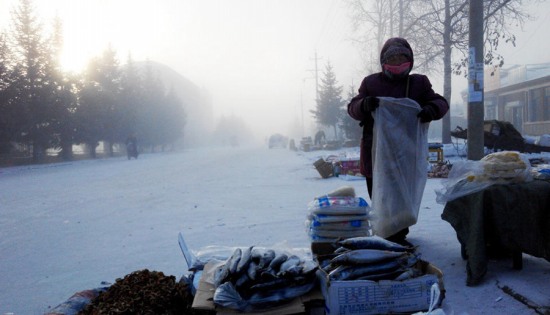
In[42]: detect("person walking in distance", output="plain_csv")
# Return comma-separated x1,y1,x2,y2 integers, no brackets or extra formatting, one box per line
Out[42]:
126,134,139,160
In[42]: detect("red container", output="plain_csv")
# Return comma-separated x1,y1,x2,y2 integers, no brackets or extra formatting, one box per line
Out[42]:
340,159,361,176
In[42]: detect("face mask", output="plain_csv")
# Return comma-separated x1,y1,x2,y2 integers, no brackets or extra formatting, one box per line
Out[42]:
383,62,411,75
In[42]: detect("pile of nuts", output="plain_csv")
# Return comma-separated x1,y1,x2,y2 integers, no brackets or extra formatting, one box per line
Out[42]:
79,269,213,315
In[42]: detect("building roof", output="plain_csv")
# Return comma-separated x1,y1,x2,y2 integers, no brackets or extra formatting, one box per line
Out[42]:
499,63,550,88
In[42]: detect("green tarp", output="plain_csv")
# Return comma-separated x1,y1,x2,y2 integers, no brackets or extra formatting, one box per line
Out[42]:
442,180,550,285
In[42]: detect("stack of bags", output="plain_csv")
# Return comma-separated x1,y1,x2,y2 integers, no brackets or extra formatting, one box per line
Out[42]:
480,151,531,182
436,151,534,204
306,186,372,242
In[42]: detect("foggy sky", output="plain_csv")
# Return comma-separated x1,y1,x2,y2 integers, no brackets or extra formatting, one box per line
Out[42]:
1,0,549,141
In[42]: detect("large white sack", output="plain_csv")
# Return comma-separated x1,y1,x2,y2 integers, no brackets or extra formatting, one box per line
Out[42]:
371,97,429,238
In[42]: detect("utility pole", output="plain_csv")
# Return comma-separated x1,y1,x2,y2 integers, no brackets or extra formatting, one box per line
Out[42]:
467,0,485,160
308,51,322,102
300,88,305,137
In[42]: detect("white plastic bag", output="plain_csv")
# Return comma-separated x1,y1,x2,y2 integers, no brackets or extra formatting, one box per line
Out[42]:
371,97,429,238
434,160,492,204
411,283,446,315
435,151,533,204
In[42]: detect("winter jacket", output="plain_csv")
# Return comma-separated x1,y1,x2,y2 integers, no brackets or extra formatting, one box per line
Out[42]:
347,54,449,178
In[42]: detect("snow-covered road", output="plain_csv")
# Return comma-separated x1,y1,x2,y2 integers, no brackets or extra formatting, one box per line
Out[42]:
1,145,548,314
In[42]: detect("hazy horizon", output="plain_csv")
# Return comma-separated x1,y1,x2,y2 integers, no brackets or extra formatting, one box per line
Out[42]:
1,0,549,142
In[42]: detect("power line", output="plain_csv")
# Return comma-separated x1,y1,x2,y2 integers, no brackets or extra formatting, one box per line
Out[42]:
315,0,339,48
507,9,550,59
308,51,322,101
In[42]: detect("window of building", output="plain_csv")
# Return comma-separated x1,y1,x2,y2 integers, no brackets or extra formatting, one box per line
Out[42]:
544,87,550,121
528,89,541,122
505,100,523,132
485,97,496,119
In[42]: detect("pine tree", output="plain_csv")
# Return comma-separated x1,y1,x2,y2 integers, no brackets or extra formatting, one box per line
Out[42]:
97,45,122,156
340,84,362,144
10,0,56,161
159,86,186,150
138,60,166,152
46,16,78,160
119,53,143,143
0,32,18,153
76,45,122,158
310,62,345,139
76,58,103,158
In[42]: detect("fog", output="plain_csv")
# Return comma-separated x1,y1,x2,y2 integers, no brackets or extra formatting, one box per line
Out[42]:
1,0,549,143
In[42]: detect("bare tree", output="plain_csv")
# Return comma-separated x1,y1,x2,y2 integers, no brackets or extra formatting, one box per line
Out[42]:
347,0,411,70
346,0,535,143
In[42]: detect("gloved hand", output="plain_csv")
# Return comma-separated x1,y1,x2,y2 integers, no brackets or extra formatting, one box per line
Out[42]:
361,96,379,112
417,104,438,123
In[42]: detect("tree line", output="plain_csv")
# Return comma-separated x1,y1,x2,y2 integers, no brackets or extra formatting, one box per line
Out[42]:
0,0,187,162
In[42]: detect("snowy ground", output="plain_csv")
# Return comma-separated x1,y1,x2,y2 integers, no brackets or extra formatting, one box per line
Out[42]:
1,144,549,314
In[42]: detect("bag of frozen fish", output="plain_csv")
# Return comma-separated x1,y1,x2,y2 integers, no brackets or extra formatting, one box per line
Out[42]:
209,246,318,312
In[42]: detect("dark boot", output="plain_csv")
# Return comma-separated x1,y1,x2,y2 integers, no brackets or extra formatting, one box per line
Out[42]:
385,228,412,247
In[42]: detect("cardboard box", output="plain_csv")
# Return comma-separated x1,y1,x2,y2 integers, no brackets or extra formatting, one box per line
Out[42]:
312,243,445,315
192,260,324,315
314,158,334,178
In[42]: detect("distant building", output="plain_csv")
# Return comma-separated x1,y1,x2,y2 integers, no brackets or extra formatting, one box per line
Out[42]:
484,63,550,135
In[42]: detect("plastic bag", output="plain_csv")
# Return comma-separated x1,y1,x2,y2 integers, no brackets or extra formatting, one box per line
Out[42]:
305,214,371,240
371,97,429,238
411,283,446,315
480,151,532,180
191,245,237,270
435,160,492,204
213,280,316,312
306,192,372,241
209,246,318,312
532,164,550,180
308,196,369,215
44,288,108,315
435,151,533,204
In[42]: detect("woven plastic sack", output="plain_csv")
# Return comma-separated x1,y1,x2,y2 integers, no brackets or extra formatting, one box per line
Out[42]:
371,97,429,238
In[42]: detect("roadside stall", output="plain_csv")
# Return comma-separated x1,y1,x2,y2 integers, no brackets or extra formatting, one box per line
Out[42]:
306,186,445,315
47,185,446,315
438,151,550,286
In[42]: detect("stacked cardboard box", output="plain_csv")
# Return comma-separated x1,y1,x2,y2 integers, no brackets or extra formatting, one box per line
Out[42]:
311,242,445,315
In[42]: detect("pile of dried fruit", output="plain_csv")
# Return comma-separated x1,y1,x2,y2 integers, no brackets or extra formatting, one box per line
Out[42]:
79,269,213,315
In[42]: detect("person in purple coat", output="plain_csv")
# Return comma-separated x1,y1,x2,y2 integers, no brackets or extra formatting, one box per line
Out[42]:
347,37,449,244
